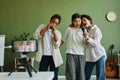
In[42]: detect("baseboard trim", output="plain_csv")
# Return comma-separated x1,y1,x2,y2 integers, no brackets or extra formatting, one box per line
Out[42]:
58,75,96,78
58,75,65,78
58,75,120,80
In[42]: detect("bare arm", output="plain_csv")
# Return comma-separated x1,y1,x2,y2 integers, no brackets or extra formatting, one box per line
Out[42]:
60,40,64,47
52,26,59,42
40,24,51,37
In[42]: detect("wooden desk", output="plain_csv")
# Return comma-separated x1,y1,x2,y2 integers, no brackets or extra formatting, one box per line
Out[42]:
0,72,54,80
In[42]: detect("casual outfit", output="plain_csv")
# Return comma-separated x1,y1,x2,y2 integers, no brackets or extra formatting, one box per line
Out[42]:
62,26,85,80
33,24,63,80
84,25,107,80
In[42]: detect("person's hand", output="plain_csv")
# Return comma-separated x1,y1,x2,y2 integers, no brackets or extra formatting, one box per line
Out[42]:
83,32,89,39
46,24,52,31
40,23,53,36
52,26,56,35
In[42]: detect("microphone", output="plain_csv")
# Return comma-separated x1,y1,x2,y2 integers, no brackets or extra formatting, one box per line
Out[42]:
82,26,89,39
50,26,53,29
81,26,87,33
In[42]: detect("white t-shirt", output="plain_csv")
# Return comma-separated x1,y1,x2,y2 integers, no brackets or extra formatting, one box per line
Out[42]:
43,29,53,55
62,26,85,55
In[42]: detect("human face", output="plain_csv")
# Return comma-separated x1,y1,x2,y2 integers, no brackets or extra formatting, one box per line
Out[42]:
50,18,59,28
73,18,81,28
82,17,91,29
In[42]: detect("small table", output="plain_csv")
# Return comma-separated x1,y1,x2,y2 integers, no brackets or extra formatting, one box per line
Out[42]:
0,72,54,80
116,53,120,64
118,64,120,79
115,53,120,79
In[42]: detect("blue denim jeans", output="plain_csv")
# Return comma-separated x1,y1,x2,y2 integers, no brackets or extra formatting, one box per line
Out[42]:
85,56,106,80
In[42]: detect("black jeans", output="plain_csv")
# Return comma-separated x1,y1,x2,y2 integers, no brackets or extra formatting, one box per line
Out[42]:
39,56,58,80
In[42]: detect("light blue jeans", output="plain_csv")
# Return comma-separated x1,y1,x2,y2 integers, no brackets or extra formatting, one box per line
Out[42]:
85,56,106,80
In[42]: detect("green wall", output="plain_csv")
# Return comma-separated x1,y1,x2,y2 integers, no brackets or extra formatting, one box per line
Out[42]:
0,0,120,75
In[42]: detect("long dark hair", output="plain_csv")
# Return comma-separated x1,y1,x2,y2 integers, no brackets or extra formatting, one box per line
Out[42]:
69,13,81,27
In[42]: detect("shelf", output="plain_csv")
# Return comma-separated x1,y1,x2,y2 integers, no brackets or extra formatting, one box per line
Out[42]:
14,57,34,72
